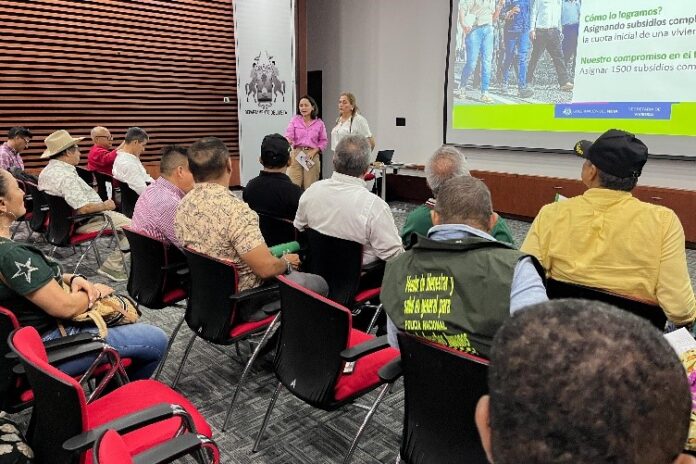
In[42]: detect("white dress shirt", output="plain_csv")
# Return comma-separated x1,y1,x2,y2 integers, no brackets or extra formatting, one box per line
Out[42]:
112,150,153,195
532,0,564,30
294,172,403,265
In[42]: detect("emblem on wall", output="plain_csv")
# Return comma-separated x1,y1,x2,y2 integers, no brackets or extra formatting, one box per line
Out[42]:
245,51,286,109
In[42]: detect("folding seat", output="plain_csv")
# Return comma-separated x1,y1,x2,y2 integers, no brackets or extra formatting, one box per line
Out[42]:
253,275,400,464
9,326,214,464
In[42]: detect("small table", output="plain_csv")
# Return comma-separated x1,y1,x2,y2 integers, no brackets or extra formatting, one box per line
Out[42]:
371,162,404,200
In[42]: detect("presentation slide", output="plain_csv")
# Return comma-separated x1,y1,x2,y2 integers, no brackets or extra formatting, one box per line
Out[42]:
445,0,696,157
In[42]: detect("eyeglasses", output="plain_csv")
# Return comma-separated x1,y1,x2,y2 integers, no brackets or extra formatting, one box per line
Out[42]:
21,137,31,145
95,135,113,141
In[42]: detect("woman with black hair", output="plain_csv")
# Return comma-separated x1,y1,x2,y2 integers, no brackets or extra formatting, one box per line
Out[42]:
284,95,328,189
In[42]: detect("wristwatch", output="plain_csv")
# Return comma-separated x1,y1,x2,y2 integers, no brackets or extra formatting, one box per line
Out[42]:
281,256,293,275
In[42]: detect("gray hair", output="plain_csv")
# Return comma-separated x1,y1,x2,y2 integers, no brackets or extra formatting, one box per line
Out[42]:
333,135,370,177
425,146,471,197
597,169,638,192
434,176,492,229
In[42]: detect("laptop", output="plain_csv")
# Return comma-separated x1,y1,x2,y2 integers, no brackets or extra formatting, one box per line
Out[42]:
375,149,395,164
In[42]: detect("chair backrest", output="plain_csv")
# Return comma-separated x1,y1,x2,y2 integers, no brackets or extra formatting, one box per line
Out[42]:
303,229,363,308
119,182,139,218
546,278,667,329
93,171,113,201
398,333,490,464
257,212,296,247
93,430,134,464
275,275,351,407
183,248,239,343
9,327,87,464
124,227,186,309
44,193,77,246
0,307,20,411
24,182,48,233
76,166,95,187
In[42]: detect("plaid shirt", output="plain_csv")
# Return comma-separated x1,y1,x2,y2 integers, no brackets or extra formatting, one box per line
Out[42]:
0,143,23,171
131,177,185,247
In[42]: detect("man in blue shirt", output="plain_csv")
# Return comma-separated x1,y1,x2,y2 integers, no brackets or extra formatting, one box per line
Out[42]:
527,0,574,90
500,0,534,98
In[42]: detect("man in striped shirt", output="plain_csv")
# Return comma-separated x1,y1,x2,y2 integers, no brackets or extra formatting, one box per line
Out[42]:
131,145,194,247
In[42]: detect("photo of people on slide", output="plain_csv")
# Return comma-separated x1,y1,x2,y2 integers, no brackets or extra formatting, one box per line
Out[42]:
454,0,580,105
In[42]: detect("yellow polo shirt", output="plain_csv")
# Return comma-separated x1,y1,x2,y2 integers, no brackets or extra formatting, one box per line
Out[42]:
521,188,696,325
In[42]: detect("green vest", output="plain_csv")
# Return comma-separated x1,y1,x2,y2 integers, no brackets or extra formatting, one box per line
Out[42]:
382,235,543,358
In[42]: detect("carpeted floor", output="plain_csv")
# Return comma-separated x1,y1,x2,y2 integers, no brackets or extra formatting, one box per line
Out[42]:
7,201,696,463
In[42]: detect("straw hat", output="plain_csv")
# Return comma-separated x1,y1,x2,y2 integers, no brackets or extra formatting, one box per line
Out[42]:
41,130,85,159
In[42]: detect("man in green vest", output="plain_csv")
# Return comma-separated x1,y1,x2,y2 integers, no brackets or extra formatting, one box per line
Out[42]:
383,176,546,358
400,145,515,248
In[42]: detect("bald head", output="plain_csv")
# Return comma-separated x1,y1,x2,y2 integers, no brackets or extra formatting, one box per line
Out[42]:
425,146,471,197
91,126,113,149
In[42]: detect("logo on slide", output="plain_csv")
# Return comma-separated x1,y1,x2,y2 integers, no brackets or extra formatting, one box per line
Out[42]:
245,51,286,109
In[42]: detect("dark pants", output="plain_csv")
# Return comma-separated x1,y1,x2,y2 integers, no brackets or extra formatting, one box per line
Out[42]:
527,28,570,86
562,23,579,70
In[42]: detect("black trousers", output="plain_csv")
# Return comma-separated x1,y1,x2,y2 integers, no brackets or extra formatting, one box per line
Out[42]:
527,28,570,86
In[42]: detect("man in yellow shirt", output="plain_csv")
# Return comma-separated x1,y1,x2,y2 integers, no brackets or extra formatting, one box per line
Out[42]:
521,129,695,326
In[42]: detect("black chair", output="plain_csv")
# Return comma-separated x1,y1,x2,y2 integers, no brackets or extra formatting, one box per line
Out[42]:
379,333,490,464
44,193,125,274
253,275,399,463
546,278,667,330
76,166,95,187
119,182,140,218
303,228,384,331
93,171,116,201
23,181,49,238
174,247,281,432
257,212,297,247
123,227,188,378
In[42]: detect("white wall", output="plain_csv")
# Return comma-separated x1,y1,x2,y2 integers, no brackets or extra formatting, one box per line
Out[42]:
306,0,696,190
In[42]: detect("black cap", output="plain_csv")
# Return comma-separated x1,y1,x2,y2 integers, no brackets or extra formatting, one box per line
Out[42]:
573,129,648,179
260,133,291,167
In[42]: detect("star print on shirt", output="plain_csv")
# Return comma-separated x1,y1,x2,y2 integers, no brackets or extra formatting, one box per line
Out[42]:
12,258,39,284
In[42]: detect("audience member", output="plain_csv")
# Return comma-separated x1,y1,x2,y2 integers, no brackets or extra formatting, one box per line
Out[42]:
400,146,514,248
87,126,121,175
382,176,546,357
284,95,328,189
476,299,695,464
0,168,166,379
521,129,696,326
112,127,153,194
243,133,303,220
0,126,32,173
295,134,402,265
132,145,193,247
38,130,131,282
175,137,326,321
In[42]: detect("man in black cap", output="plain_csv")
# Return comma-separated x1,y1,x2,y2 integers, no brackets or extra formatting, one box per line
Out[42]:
521,129,695,327
243,133,303,221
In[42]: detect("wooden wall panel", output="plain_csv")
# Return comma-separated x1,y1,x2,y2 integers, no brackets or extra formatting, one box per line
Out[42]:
0,0,240,183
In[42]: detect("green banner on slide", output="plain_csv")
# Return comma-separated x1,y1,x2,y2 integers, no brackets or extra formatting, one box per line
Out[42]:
452,102,696,137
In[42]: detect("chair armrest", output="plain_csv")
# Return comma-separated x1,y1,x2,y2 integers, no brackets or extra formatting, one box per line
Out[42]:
377,356,402,383
340,335,391,362
13,341,107,375
229,282,280,302
70,212,106,222
63,403,191,453
361,260,385,273
44,332,102,350
132,433,213,464
230,282,281,316
163,262,188,272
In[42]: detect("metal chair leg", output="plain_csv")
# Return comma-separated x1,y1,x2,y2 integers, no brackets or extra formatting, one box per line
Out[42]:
222,314,280,431
366,303,383,334
343,383,390,464
252,381,283,452
154,313,186,380
172,333,197,388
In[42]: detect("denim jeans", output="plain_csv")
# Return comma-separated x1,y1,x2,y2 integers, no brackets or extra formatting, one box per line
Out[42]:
459,24,494,92
502,30,531,89
42,323,168,380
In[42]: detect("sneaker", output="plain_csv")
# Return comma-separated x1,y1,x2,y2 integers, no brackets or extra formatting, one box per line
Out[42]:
480,94,494,104
518,88,534,98
560,82,574,91
97,267,128,282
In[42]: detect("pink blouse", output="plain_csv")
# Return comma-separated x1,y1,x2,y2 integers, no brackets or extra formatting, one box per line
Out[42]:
284,115,328,151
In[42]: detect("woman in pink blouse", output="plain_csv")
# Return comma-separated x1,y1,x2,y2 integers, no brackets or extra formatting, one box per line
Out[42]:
284,95,328,189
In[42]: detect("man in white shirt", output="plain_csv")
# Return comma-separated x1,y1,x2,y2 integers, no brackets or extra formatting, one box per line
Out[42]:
112,127,153,195
527,0,573,90
294,135,403,266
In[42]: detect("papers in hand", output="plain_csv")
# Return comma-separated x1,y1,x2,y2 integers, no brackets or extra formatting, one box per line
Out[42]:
296,150,315,172
664,328,696,356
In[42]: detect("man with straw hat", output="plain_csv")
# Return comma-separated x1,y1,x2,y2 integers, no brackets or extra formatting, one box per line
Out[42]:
38,130,131,281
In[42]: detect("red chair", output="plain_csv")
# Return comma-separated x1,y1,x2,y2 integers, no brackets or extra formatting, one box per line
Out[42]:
174,247,281,432
92,428,218,464
44,193,124,274
8,326,213,464
253,275,399,463
122,227,188,378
